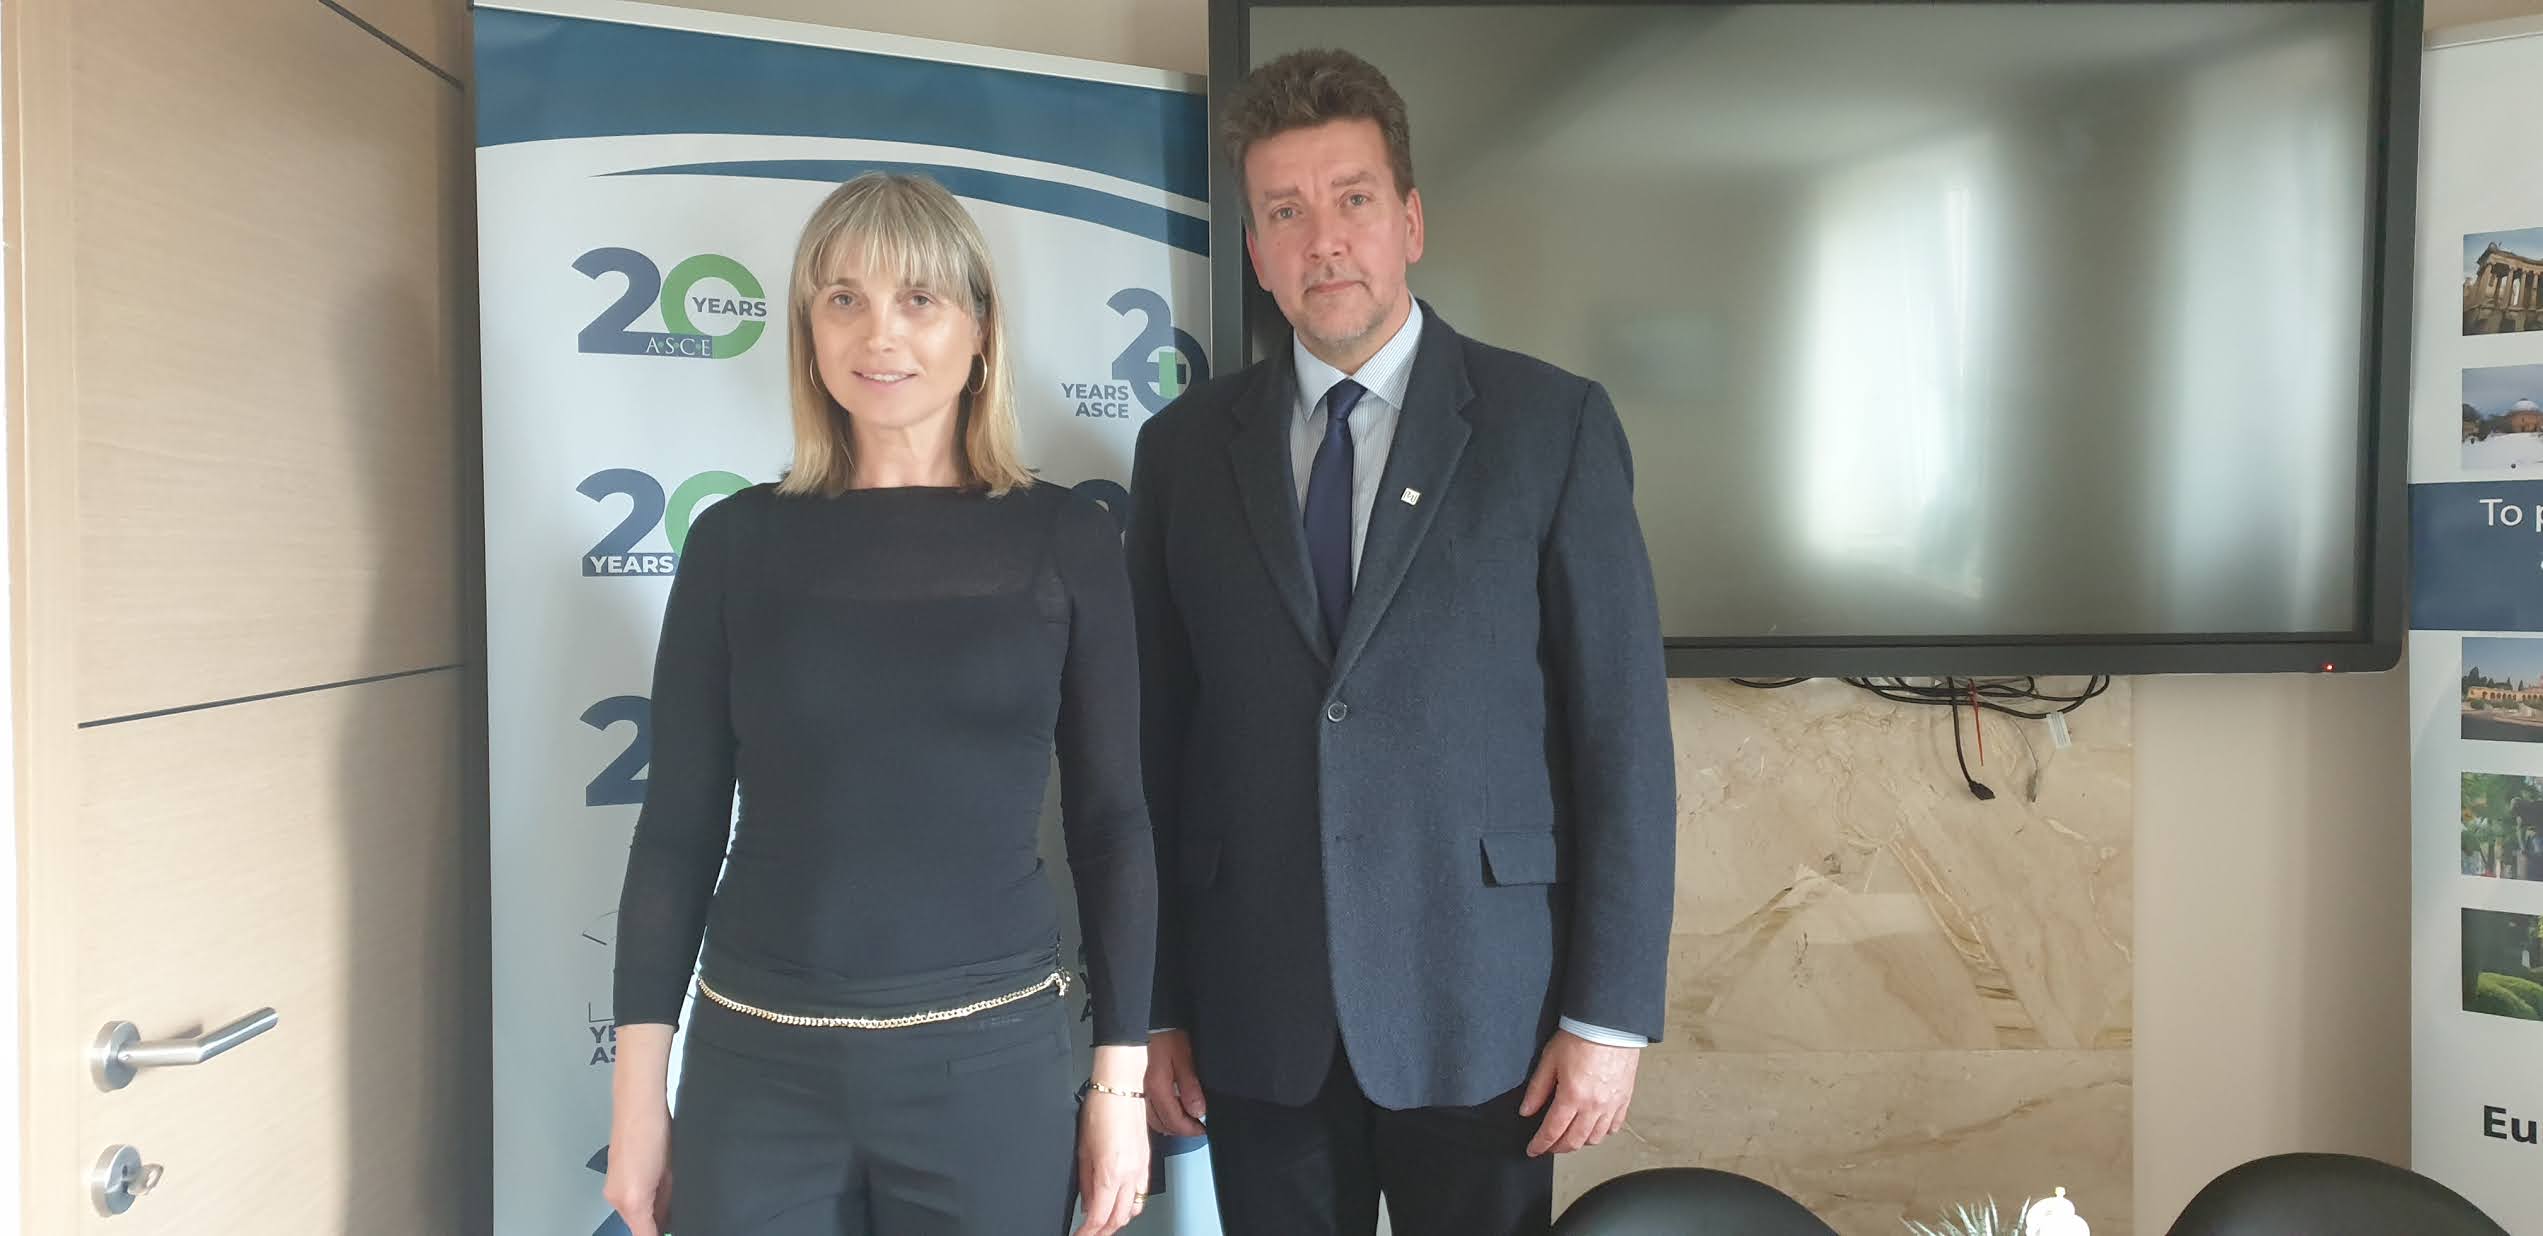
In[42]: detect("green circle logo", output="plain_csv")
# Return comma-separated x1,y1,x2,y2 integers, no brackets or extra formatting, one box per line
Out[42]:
659,255,767,359
665,471,753,554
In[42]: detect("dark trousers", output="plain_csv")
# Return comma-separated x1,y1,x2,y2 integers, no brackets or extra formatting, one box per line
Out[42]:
1204,1038,1553,1236
667,991,1076,1235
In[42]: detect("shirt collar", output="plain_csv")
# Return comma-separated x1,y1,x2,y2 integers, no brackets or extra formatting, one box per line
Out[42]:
1293,298,1424,421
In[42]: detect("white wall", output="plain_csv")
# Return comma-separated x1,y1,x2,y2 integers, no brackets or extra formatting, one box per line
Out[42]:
2135,671,2413,1228
1,2,24,1216
2433,0,2543,28
673,0,1204,73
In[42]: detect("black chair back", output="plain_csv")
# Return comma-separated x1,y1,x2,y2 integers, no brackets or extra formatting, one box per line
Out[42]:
1552,1167,1840,1236
2166,1152,2509,1236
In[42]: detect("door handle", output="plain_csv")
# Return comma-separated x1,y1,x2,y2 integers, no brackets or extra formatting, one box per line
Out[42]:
90,1008,278,1092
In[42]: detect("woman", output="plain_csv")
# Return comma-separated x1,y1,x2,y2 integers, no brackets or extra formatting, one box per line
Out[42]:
603,172,1155,1236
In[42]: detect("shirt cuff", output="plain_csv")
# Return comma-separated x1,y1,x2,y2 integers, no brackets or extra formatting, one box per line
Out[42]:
1559,1017,1649,1048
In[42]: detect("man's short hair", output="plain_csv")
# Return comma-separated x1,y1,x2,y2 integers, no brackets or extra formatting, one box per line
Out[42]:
1220,48,1416,213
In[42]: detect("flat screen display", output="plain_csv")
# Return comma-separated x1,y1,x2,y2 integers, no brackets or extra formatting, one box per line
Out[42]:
1230,1,2409,674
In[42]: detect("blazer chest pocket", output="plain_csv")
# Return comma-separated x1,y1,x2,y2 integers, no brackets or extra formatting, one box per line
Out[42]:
1439,533,1539,647
1444,530,1537,573
1480,831,1565,887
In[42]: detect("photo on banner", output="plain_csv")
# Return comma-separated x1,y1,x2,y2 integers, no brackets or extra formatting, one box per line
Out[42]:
2461,363,2543,473
2462,637,2543,745
2461,772,2543,882
2465,227,2543,336
2464,908,2543,1023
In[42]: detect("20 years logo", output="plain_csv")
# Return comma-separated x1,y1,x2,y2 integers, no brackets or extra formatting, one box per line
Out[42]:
575,248,769,360
1061,287,1209,420
578,468,752,577
1109,288,1208,414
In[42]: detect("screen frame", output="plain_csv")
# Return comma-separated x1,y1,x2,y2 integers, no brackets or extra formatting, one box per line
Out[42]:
1208,0,2419,678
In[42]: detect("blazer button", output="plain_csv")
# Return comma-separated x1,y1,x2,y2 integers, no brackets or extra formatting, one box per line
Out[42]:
1325,701,1349,723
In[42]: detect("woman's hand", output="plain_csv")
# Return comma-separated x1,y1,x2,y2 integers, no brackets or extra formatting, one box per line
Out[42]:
1076,1044,1153,1235
603,1024,678,1236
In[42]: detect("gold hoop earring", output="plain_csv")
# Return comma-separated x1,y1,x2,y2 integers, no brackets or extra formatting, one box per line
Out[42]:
966,358,987,396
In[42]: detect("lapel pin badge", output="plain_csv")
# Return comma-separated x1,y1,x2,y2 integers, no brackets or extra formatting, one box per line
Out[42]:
1401,488,1422,506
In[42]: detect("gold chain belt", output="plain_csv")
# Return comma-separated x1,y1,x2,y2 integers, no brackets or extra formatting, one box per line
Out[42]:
696,969,1071,1030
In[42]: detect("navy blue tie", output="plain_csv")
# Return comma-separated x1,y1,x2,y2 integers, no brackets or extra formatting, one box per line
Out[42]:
1304,379,1365,648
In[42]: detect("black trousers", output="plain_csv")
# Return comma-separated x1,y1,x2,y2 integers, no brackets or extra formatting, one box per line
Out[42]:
1203,1039,1554,1236
667,990,1076,1235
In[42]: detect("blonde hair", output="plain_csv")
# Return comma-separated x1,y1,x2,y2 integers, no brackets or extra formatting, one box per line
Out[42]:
780,173,1032,497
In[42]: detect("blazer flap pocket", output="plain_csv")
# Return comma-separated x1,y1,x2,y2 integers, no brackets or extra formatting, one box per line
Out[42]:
1180,837,1222,889
1481,831,1563,886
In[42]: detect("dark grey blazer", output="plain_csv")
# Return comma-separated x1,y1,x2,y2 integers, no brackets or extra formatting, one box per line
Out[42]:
1127,304,1675,1111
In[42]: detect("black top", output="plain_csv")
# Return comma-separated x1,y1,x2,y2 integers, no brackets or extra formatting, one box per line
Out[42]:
612,480,1156,1045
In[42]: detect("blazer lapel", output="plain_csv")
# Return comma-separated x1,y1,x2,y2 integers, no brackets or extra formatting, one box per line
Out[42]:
1224,363,1330,664
1330,306,1474,686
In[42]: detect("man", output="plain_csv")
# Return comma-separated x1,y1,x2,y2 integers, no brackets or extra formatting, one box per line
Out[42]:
1128,48,1676,1236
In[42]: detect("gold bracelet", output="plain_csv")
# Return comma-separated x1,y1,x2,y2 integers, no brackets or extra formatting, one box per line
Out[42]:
1086,1079,1145,1100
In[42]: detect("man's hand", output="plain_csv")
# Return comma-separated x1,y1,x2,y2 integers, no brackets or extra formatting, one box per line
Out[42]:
1144,1030,1208,1136
1518,1029,1640,1156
